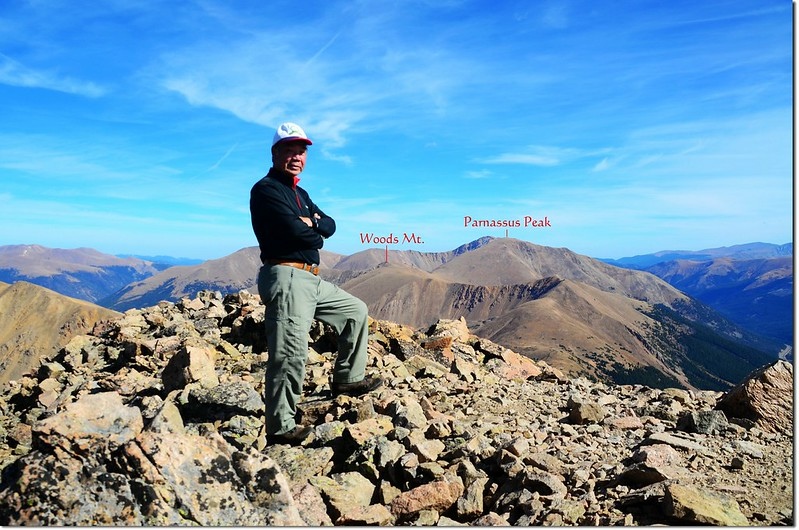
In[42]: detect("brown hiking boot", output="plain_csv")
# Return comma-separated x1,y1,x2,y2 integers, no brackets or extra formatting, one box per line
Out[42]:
267,424,313,446
331,376,384,398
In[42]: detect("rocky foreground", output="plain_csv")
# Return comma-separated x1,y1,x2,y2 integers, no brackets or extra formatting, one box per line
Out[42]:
0,290,793,526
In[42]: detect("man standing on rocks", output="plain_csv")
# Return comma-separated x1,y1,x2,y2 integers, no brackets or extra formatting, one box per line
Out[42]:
250,122,383,445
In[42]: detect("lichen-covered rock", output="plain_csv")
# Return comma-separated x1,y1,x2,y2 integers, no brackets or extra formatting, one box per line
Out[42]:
0,449,185,526
310,472,376,521
32,391,143,455
676,409,729,434
664,483,749,526
0,391,304,526
183,380,264,419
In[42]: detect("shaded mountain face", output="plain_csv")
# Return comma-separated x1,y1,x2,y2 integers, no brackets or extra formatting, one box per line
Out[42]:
602,243,792,350
0,281,120,385
642,257,792,346
0,245,162,303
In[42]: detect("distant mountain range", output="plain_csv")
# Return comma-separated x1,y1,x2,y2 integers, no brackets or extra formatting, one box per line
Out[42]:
601,242,793,268
642,257,792,346
100,247,264,309
0,238,788,391
323,238,780,389
0,245,164,303
601,242,793,346
115,254,204,266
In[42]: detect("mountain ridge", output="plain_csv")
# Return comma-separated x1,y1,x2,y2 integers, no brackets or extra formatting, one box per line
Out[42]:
601,241,793,268
0,244,163,303
99,238,777,389
0,239,786,389
0,281,120,385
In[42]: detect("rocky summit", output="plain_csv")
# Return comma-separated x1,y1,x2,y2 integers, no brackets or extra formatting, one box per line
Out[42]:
0,290,792,526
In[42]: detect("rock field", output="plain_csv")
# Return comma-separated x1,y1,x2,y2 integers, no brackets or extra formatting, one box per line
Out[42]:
0,290,793,525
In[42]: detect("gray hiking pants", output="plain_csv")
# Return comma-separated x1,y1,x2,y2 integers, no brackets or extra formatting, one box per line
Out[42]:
257,263,369,435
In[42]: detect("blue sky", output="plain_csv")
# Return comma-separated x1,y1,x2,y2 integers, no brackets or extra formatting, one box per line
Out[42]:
0,1,792,260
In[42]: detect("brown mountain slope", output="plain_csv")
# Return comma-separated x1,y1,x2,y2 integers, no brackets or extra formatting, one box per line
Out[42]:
108,247,263,310
432,238,687,307
338,264,691,385
340,264,563,327
0,281,120,384
108,247,346,310
337,264,459,326
333,245,479,273
469,279,691,386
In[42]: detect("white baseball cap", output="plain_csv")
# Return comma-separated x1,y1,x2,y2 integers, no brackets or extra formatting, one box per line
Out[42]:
272,122,313,147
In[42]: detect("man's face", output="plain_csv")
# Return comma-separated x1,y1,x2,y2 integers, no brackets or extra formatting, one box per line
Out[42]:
273,141,307,177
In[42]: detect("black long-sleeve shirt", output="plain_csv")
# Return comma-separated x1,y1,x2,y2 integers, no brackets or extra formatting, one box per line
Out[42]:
250,168,336,265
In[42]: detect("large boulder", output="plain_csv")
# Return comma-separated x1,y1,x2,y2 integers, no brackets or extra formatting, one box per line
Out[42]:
715,360,793,434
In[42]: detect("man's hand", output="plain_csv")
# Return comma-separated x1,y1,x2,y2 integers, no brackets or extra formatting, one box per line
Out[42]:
299,213,321,227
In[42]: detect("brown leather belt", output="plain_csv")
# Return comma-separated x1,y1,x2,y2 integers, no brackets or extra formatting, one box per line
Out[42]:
267,259,320,276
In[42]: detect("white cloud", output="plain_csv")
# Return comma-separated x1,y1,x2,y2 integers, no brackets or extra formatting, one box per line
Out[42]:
0,53,106,97
592,158,612,172
481,145,611,167
541,1,571,29
205,143,239,172
464,169,493,179
482,153,560,166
